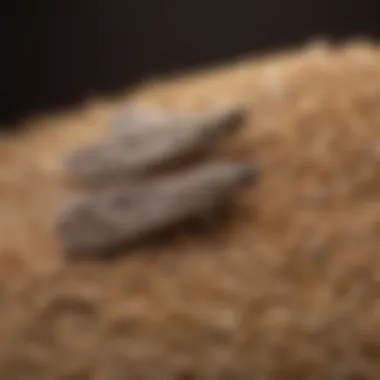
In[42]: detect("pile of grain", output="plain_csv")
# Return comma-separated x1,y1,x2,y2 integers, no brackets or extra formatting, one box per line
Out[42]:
1,40,380,379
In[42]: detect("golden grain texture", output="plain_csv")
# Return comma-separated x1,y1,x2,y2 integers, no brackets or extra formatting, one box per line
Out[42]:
1,40,380,380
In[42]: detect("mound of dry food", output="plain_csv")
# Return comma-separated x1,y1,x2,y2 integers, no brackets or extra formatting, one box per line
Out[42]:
1,39,380,379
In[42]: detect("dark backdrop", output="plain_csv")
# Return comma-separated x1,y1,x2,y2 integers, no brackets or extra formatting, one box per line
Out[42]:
2,0,380,126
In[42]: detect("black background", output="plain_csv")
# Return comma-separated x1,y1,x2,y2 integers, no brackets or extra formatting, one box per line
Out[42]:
2,1,380,126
